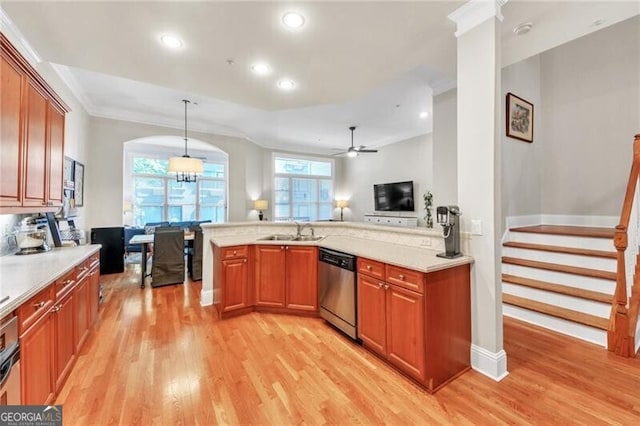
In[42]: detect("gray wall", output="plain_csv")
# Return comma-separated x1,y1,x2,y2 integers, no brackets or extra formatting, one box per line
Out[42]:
501,55,543,229
539,16,640,216
86,117,264,231
342,134,433,225
433,89,458,208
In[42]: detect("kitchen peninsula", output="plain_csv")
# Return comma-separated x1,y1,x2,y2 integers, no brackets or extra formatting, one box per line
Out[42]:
201,221,474,392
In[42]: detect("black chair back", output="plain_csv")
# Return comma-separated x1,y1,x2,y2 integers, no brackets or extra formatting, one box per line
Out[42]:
150,227,185,287
187,226,203,281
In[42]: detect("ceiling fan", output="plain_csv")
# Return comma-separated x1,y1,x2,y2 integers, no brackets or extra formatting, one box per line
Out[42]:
333,126,378,157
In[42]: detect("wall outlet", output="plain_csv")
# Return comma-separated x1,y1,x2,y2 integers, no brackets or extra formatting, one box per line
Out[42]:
420,238,432,247
471,219,482,235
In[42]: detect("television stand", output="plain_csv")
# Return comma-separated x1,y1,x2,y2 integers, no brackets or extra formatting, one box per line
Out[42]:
363,214,418,228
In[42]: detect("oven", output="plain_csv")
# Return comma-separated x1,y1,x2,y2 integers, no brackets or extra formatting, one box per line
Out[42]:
0,316,20,405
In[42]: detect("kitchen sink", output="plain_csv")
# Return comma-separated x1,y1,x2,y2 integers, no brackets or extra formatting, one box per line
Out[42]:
292,235,325,242
257,234,296,241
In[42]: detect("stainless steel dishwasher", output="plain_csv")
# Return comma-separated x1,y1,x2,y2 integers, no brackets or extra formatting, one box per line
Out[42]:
318,248,357,339
0,316,20,405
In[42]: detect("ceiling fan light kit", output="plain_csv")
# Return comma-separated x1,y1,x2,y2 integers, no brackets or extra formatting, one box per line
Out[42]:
335,126,378,158
168,99,204,182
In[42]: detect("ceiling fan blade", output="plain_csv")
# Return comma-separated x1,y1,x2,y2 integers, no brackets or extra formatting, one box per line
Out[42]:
358,149,378,153
331,151,348,157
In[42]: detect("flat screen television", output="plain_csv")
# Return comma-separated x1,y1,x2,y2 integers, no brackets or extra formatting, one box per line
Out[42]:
373,181,415,212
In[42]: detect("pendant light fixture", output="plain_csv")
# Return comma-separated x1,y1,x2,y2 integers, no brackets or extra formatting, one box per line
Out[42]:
168,99,203,182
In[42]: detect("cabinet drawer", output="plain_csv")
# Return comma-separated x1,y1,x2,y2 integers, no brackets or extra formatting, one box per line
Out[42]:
221,245,248,260
55,269,76,299
76,258,92,279
386,264,424,294
17,285,54,334
88,253,100,270
357,258,385,280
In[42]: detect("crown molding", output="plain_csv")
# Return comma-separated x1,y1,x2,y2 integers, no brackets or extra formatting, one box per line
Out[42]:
0,7,42,64
448,0,509,38
49,64,97,115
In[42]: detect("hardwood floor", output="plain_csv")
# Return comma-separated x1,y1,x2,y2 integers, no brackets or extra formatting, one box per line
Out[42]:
57,264,640,424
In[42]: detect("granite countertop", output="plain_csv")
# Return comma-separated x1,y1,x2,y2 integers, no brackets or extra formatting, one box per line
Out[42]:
210,234,473,273
0,245,101,318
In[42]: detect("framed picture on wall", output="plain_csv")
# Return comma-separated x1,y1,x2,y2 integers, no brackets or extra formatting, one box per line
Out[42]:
506,92,534,143
74,161,85,207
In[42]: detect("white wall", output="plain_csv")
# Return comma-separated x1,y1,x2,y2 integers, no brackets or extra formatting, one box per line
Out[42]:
85,117,264,231
341,134,433,225
433,89,458,208
501,55,543,230
540,16,640,216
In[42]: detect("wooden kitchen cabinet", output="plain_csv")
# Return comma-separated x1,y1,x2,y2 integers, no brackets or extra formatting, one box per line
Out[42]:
0,51,25,207
74,273,89,352
20,303,55,405
0,33,69,213
255,245,318,312
221,258,249,312
285,246,318,311
53,290,75,393
255,245,286,307
357,271,425,381
213,245,251,317
357,274,387,356
88,260,101,326
357,257,471,392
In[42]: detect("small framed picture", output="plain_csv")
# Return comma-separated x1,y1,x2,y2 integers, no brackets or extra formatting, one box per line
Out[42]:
506,92,534,143
74,161,85,207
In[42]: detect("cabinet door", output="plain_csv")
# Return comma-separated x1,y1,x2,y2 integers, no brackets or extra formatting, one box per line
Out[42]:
222,258,248,312
255,246,286,307
74,276,89,351
54,292,76,393
22,81,48,207
357,274,387,357
386,285,425,382
0,54,24,206
88,266,100,326
285,246,318,311
47,104,64,206
21,310,54,405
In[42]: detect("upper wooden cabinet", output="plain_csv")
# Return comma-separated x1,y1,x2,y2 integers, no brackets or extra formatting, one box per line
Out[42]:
0,33,69,212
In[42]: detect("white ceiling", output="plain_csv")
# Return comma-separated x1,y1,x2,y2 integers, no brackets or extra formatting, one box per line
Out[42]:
2,1,638,154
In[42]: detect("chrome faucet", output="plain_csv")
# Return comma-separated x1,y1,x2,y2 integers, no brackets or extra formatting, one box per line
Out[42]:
295,221,314,237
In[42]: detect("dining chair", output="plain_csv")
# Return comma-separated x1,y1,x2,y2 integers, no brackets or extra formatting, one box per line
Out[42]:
187,226,203,281
150,227,185,287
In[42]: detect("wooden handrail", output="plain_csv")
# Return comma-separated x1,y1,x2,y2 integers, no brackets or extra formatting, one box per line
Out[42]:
609,134,640,357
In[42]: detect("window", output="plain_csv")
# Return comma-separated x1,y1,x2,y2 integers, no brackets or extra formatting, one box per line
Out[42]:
273,155,333,221
130,156,226,226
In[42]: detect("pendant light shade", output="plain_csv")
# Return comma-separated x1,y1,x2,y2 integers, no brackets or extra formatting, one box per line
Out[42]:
168,99,203,182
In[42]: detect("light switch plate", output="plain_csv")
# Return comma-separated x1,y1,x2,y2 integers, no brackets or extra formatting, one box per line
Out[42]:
471,219,482,235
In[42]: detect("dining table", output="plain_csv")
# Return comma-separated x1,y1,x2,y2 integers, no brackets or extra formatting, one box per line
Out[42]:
128,232,194,288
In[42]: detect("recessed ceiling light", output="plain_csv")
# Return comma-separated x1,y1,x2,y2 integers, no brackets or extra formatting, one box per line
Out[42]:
513,22,533,36
419,111,429,119
160,34,183,48
277,79,296,91
251,62,271,76
282,12,305,29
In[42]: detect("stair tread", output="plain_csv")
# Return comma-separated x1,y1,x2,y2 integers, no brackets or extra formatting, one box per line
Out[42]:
510,225,615,239
502,256,616,281
503,241,616,259
502,274,614,304
503,294,609,330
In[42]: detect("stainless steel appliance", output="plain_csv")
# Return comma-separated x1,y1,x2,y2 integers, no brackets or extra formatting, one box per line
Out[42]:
318,248,357,339
0,317,21,405
13,216,51,255
436,205,463,259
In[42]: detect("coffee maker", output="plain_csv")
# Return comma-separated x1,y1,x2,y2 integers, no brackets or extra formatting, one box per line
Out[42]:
436,206,463,259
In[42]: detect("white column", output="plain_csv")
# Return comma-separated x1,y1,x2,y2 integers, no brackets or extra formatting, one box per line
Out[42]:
448,0,508,381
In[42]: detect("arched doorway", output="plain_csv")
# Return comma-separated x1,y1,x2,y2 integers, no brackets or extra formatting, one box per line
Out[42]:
122,136,229,226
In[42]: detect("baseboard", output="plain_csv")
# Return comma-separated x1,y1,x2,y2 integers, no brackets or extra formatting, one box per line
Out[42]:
200,289,213,306
470,344,509,381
